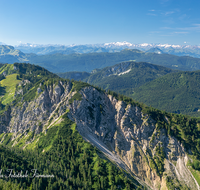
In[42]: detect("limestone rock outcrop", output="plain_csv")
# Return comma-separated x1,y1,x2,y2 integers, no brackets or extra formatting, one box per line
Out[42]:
0,84,199,190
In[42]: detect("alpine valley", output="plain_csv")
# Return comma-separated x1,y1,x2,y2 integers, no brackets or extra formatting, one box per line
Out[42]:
0,62,200,190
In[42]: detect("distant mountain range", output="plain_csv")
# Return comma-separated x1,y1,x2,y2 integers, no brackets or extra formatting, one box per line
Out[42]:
0,45,28,63
14,43,120,55
12,41,200,58
0,41,198,57
1,45,200,73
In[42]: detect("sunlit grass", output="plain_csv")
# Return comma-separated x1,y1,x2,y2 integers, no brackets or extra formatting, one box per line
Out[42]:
0,64,14,75
0,74,21,105
188,166,200,186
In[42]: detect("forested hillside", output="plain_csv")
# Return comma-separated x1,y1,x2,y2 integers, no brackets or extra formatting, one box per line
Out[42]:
0,113,139,190
57,61,177,95
130,70,200,117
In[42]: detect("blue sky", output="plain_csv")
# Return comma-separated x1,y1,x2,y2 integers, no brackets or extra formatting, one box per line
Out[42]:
1,0,200,46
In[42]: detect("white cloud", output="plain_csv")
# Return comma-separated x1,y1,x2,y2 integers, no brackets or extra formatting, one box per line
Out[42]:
194,24,200,27
160,34,173,36
163,18,175,24
178,24,200,32
147,13,157,16
178,14,187,21
164,11,174,16
161,24,200,35
174,32,188,34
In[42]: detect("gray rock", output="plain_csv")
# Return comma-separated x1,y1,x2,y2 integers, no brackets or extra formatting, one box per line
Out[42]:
37,87,42,94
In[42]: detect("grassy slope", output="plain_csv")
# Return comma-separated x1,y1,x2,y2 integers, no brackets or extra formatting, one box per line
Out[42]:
188,166,200,186
0,64,15,75
0,74,21,104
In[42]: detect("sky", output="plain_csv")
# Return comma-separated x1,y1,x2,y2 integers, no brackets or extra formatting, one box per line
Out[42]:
1,0,200,46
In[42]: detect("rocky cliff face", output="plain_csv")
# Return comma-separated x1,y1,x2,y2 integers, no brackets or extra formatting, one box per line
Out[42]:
1,80,72,134
68,87,199,190
0,83,199,190
96,61,132,77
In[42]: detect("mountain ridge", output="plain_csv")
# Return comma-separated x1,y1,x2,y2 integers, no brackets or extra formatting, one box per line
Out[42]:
0,63,199,189
57,60,178,95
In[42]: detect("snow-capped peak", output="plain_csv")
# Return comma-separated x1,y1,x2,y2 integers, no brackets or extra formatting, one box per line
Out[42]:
104,41,133,47
140,43,153,47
